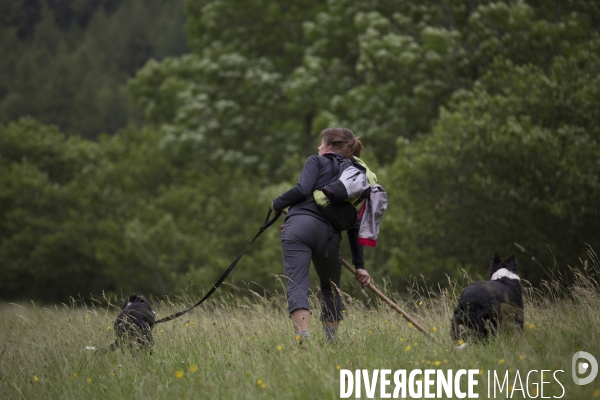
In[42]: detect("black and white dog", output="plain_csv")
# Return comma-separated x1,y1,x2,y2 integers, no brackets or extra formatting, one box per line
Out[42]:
109,294,157,351
451,253,523,347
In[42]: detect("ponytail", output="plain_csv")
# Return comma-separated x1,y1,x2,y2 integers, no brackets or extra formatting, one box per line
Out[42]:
320,127,364,158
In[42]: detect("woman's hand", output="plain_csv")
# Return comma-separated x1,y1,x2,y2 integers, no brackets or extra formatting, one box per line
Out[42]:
271,202,278,213
355,268,371,288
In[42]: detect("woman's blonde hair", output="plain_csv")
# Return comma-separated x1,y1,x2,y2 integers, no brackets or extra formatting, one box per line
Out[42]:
320,127,364,158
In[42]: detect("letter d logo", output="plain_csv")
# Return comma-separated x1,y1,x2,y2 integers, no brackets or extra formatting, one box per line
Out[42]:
572,351,598,385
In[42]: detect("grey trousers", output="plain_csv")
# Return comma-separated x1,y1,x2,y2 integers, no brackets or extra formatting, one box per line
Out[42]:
280,214,344,322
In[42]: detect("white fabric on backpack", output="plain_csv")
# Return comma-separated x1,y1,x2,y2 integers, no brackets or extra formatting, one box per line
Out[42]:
338,166,371,199
358,184,387,247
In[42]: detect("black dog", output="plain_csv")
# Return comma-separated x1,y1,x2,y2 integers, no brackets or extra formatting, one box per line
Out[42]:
109,294,157,351
451,253,523,347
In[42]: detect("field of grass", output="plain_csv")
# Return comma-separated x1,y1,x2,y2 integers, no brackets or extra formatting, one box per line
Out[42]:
1,268,599,399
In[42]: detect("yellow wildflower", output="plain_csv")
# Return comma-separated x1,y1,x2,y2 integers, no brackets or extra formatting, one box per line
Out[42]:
175,371,184,379
189,365,198,373
405,345,412,352
33,376,39,383
499,359,505,364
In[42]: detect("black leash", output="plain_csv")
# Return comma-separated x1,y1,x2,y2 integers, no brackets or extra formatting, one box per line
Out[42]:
155,209,282,324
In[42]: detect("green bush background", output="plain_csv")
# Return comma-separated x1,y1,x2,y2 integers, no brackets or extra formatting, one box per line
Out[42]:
1,0,600,302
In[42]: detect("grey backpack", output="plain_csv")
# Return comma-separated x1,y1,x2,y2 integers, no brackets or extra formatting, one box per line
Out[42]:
313,154,372,231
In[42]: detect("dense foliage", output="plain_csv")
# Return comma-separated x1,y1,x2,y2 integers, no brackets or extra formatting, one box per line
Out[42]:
0,0,189,138
1,0,599,301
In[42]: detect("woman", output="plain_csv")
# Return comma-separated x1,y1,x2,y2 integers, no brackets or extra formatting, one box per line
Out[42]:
271,127,371,341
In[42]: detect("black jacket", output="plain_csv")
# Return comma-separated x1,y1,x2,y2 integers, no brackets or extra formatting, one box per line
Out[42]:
273,154,365,268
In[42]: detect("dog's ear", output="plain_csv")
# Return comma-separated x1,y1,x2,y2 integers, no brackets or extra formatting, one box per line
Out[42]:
128,294,139,302
504,254,517,268
493,252,502,263
489,252,503,280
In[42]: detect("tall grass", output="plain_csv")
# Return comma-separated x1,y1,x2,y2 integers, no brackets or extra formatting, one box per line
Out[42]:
1,258,599,399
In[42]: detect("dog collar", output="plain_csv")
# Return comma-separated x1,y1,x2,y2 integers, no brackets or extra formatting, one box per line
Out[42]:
491,268,520,281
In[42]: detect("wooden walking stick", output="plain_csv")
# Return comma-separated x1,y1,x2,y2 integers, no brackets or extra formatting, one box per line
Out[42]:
281,209,440,344
340,257,440,344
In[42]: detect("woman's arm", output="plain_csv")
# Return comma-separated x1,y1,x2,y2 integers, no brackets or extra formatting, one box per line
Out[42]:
347,224,370,287
347,224,364,268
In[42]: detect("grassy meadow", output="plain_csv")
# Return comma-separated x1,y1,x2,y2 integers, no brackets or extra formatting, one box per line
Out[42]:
1,268,599,400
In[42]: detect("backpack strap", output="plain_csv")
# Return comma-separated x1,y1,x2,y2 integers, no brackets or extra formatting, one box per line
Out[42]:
353,186,372,206
320,153,367,182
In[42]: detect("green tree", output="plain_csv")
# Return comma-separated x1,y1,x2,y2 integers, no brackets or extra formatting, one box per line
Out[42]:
84,125,277,298
130,0,327,179
0,117,104,301
133,0,600,168
0,117,286,302
385,41,600,284
293,0,600,163
0,0,189,138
